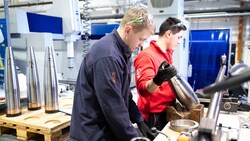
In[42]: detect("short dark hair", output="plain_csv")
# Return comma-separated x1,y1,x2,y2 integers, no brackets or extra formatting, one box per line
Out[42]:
158,17,187,36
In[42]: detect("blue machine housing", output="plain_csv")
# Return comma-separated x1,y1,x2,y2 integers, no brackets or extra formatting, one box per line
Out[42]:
27,12,63,34
0,19,7,86
88,23,119,40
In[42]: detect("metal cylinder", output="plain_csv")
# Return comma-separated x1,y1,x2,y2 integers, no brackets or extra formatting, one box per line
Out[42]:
4,47,21,117
44,46,59,113
169,72,200,110
131,137,150,141
206,55,227,133
26,46,41,110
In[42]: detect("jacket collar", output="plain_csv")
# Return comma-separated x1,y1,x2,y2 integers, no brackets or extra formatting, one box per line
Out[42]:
112,30,131,59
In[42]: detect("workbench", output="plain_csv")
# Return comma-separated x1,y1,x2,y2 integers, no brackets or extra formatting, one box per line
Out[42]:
154,109,250,141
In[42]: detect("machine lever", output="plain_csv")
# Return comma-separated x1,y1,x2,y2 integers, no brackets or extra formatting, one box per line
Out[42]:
203,68,250,94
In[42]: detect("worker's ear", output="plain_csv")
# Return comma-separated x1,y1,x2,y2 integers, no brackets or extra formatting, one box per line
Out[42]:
164,30,172,38
124,26,132,35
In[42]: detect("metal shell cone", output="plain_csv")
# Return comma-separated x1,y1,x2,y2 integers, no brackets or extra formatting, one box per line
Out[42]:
26,46,41,110
44,46,58,113
169,72,199,111
4,47,21,117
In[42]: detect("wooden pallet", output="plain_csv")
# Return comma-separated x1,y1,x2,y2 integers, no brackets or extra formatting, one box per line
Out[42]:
0,97,72,141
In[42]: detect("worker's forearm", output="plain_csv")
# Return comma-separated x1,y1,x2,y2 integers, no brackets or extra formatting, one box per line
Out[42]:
145,79,160,93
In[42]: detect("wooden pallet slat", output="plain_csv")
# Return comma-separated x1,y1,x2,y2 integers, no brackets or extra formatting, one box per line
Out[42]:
0,97,72,141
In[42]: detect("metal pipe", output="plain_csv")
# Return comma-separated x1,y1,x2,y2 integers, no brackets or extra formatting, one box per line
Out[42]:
82,5,250,20
185,12,250,19
82,3,130,9
83,14,124,20
85,12,250,21
4,0,11,46
85,2,250,14
184,6,250,14
198,55,227,140
206,55,227,129
0,1,52,9
203,68,250,94
206,82,225,122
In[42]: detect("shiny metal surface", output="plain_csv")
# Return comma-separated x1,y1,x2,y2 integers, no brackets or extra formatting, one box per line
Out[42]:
229,63,248,76
4,47,22,117
203,67,250,94
26,46,41,110
6,109,22,115
44,46,59,113
206,55,227,130
199,55,227,135
131,137,150,141
170,119,199,132
27,103,41,109
169,72,199,110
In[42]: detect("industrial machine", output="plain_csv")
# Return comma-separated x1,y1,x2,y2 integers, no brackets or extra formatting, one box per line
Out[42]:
153,55,250,141
198,55,228,141
5,0,83,101
196,56,250,141
1,0,250,140
179,55,250,141
1,0,191,93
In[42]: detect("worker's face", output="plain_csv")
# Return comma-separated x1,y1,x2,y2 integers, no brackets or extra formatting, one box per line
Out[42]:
168,30,185,50
125,27,152,52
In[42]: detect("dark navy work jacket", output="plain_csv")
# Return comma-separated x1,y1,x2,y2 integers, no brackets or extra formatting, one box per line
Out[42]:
70,30,143,141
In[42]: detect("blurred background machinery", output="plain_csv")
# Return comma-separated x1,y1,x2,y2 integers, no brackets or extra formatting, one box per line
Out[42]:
0,0,250,141
0,0,249,110
0,0,249,108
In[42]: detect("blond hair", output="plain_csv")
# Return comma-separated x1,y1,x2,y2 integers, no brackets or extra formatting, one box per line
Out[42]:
120,7,155,34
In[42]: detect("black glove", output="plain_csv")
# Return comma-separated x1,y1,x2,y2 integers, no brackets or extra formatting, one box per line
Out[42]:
137,121,157,140
153,61,177,86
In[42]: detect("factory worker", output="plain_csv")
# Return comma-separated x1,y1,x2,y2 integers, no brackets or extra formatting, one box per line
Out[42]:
134,17,187,130
70,7,155,141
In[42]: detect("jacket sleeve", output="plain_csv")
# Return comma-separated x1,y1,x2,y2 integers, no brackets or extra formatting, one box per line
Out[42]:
93,57,138,141
129,93,144,123
134,54,156,97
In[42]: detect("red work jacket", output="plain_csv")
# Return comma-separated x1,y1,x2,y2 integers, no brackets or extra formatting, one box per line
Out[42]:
134,40,176,121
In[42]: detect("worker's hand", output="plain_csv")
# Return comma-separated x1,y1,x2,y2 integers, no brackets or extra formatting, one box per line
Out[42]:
153,61,177,86
137,121,157,140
